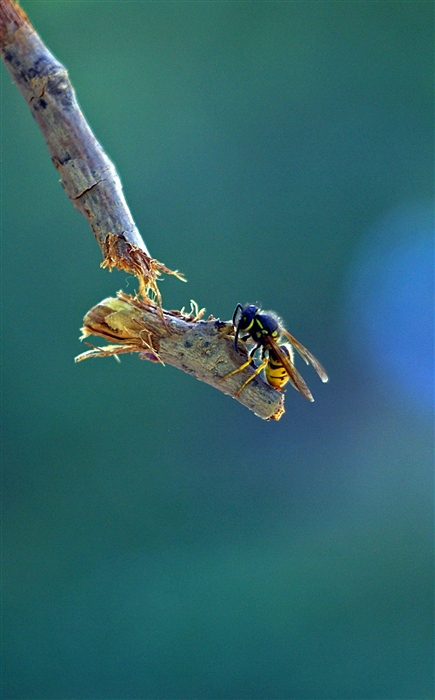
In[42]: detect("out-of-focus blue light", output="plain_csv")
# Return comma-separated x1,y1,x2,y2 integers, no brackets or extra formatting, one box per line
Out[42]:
344,201,434,412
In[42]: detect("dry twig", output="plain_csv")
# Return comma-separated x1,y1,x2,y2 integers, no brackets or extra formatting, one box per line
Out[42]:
0,0,285,420
0,0,183,300
77,292,285,421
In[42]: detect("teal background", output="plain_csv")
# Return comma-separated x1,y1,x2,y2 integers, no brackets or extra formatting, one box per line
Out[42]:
2,2,433,698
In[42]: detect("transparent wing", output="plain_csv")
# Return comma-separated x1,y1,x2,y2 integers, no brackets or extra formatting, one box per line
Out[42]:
267,337,315,402
281,329,329,383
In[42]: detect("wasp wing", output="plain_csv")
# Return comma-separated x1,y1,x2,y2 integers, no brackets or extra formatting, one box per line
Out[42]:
267,336,315,401
281,329,329,383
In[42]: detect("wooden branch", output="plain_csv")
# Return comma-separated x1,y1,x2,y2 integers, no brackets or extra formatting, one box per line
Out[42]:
76,293,286,421
0,0,183,300
0,0,286,420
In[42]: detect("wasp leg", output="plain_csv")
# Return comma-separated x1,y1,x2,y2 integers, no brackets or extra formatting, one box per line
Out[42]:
221,342,260,381
220,357,254,382
233,358,268,397
221,342,266,395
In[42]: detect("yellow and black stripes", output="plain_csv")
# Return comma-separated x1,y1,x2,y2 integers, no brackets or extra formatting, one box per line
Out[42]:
265,345,293,390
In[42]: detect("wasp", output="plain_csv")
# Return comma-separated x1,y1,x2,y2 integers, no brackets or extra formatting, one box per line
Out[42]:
222,303,328,401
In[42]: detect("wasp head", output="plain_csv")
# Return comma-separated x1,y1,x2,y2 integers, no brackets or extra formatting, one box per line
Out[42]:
232,304,259,351
238,305,258,330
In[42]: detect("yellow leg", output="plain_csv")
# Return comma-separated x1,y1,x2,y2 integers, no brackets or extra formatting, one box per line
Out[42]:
234,358,268,396
221,358,254,382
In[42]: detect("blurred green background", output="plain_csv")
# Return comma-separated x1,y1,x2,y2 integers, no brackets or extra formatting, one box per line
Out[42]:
2,2,433,698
